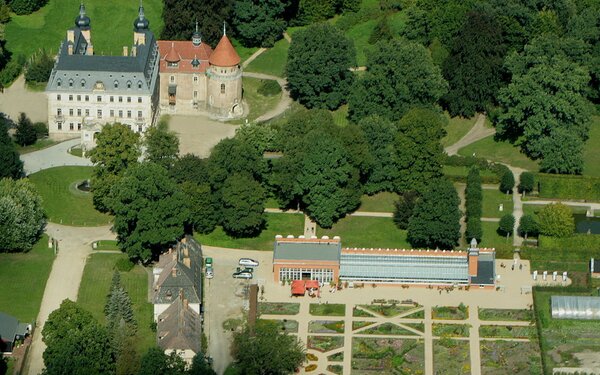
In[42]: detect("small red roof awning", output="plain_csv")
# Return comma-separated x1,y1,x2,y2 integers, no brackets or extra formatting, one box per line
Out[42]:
305,280,319,289
291,280,306,295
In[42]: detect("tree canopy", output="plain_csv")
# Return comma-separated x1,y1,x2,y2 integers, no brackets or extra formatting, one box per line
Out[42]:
144,119,179,170
0,178,46,252
220,173,266,237
0,114,23,179
537,203,575,238
232,0,287,47
348,39,447,123
14,112,37,146
286,23,356,110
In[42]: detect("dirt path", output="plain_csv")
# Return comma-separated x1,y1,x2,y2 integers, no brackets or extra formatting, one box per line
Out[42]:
25,223,115,375
0,75,47,123
242,72,292,123
241,48,268,69
444,114,495,156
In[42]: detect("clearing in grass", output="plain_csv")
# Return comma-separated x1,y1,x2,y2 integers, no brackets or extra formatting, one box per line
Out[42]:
482,189,514,218
244,38,289,77
358,192,398,213
318,216,410,249
441,114,478,148
458,135,539,171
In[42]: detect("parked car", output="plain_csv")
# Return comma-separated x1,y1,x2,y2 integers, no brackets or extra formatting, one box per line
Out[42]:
205,257,213,267
239,258,259,267
236,267,254,273
206,267,214,279
232,271,253,279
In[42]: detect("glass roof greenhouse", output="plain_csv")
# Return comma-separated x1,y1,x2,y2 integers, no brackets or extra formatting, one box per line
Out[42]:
551,296,600,320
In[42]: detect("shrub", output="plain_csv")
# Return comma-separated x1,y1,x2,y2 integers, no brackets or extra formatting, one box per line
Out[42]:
498,214,515,237
14,112,37,146
257,79,282,96
393,190,418,230
33,122,48,138
518,172,535,194
465,167,482,242
0,58,24,86
8,0,48,15
518,214,539,239
537,203,574,238
499,168,515,194
115,258,134,272
466,216,482,243
24,49,54,83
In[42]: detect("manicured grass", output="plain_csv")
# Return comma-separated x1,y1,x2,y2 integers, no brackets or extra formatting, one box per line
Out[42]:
345,19,376,66
93,240,119,251
0,235,54,322
230,38,259,63
388,10,408,36
480,221,514,259
358,192,398,213
194,212,304,250
482,189,514,218
319,216,410,249
5,0,163,60
478,308,533,322
28,166,112,226
77,253,154,354
245,38,289,77
309,303,345,316
443,165,498,182
262,319,298,333
16,138,59,154
331,104,350,127
441,114,477,148
458,135,539,171
239,77,282,123
583,116,600,177
433,338,470,374
258,302,300,315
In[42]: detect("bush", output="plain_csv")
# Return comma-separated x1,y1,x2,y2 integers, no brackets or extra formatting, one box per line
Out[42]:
8,0,48,15
24,49,54,83
518,172,535,194
115,258,134,272
518,214,539,238
0,58,24,86
257,79,282,96
536,173,600,201
14,113,37,146
499,168,515,194
33,122,48,138
498,214,515,237
466,216,482,243
537,203,574,238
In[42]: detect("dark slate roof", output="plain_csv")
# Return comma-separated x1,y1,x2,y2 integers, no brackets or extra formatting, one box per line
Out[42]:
274,240,341,262
0,312,19,344
157,296,201,353
591,258,600,273
471,258,495,285
56,55,146,72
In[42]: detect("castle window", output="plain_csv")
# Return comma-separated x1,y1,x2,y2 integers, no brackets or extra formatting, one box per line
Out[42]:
57,79,62,87
69,79,73,87
221,83,225,94
97,109,102,119
193,76,198,83
110,96,114,102
69,109,74,116
77,95,81,101
69,95,73,101
97,96,102,102
170,75,174,83
110,110,114,117
114,81,119,89
167,62,178,68
69,123,74,130
118,110,123,118
127,97,131,103
57,94,61,101
80,79,85,87
193,91,197,99
137,111,142,119
119,96,123,103
77,109,81,116
127,110,132,118
57,122,62,130
127,81,132,89
57,108,62,116
77,123,82,130
138,97,142,103
137,81,142,89
85,95,89,102
138,125,142,132
85,109,90,116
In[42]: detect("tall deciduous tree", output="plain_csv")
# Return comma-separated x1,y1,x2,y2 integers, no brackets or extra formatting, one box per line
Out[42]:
161,0,233,46
108,163,188,262
349,40,447,122
232,0,287,47
0,115,23,179
89,123,140,212
181,181,218,234
144,119,179,170
499,169,515,194
232,320,304,375
407,178,461,249
537,203,574,238
359,115,398,194
393,190,419,230
296,0,335,24
393,108,445,194
498,214,515,239
14,112,36,146
206,137,266,189
518,214,539,239
0,178,46,252
518,172,535,195
442,8,506,117
42,299,115,375
286,23,355,110
220,173,266,237
137,347,186,375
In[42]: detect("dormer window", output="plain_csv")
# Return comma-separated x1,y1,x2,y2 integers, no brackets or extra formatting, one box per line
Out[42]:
80,79,85,87
114,80,119,89
167,62,178,68
137,81,142,89
127,81,132,89
68,79,74,87
57,79,62,87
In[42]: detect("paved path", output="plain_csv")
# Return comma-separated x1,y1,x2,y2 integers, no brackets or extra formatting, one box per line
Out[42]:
25,223,115,375
242,72,292,123
241,48,267,69
20,138,92,175
444,114,495,156
505,165,527,247
0,75,47,123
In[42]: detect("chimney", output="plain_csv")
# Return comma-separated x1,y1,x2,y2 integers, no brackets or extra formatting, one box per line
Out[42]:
68,44,74,55
183,257,191,268
131,46,137,57
468,238,479,277
123,46,128,56
171,268,177,277
67,30,75,43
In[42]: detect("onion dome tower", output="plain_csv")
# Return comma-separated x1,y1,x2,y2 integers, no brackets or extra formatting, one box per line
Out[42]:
192,21,202,46
74,3,90,29
133,1,149,31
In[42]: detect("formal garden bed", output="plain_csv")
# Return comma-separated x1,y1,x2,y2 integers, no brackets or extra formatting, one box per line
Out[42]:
479,325,535,339
361,322,419,336
403,309,425,319
328,352,343,362
480,340,542,374
478,308,533,322
432,304,469,320
433,338,470,374
307,336,344,353
358,303,420,317
258,302,300,315
352,338,424,374
308,320,345,334
432,324,470,338
263,319,298,333
352,321,375,331
309,303,345,316
353,307,374,317
327,364,343,375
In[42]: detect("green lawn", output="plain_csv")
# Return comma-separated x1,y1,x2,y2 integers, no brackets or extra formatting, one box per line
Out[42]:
194,212,304,250
345,19,376,66
331,105,350,127
238,77,282,123
77,253,154,354
245,38,289,77
443,165,498,182
458,135,539,171
319,216,410,249
441,114,477,148
583,116,600,177
482,189,514,218
480,221,514,259
0,235,54,322
16,138,60,154
28,166,112,226
230,38,259,63
358,192,398,213
5,0,163,59
93,240,119,251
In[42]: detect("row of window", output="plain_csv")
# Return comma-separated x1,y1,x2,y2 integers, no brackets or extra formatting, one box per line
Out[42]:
56,122,143,132
57,79,143,89
57,94,143,103
57,108,143,119
278,268,334,283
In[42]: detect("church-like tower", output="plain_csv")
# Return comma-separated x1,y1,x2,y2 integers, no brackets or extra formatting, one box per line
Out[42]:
206,29,243,117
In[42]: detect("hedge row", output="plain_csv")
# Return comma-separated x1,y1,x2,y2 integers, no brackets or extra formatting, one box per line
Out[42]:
537,234,600,252
465,167,482,242
536,173,600,201
443,155,510,185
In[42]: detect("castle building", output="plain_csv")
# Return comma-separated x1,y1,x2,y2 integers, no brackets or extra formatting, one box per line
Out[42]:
157,25,243,118
45,4,160,148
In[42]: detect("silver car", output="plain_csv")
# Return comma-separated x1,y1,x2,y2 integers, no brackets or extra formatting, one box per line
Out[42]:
238,258,259,267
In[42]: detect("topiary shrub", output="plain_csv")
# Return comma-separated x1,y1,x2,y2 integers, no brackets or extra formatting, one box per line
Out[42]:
115,257,135,272
304,364,318,372
257,80,282,96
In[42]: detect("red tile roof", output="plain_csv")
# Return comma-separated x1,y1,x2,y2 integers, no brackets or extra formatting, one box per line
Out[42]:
157,40,213,73
209,35,240,67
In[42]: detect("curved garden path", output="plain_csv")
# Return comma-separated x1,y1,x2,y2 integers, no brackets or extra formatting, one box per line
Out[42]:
242,71,292,123
444,114,495,156
21,138,92,175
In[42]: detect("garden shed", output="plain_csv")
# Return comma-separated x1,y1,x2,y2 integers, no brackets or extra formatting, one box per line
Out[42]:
551,296,600,320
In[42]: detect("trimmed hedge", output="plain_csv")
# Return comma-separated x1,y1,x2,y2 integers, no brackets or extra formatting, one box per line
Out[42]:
465,167,482,242
536,173,600,201
442,155,507,184
537,234,600,251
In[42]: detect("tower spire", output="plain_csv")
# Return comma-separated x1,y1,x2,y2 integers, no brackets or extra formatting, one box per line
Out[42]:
223,21,226,36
